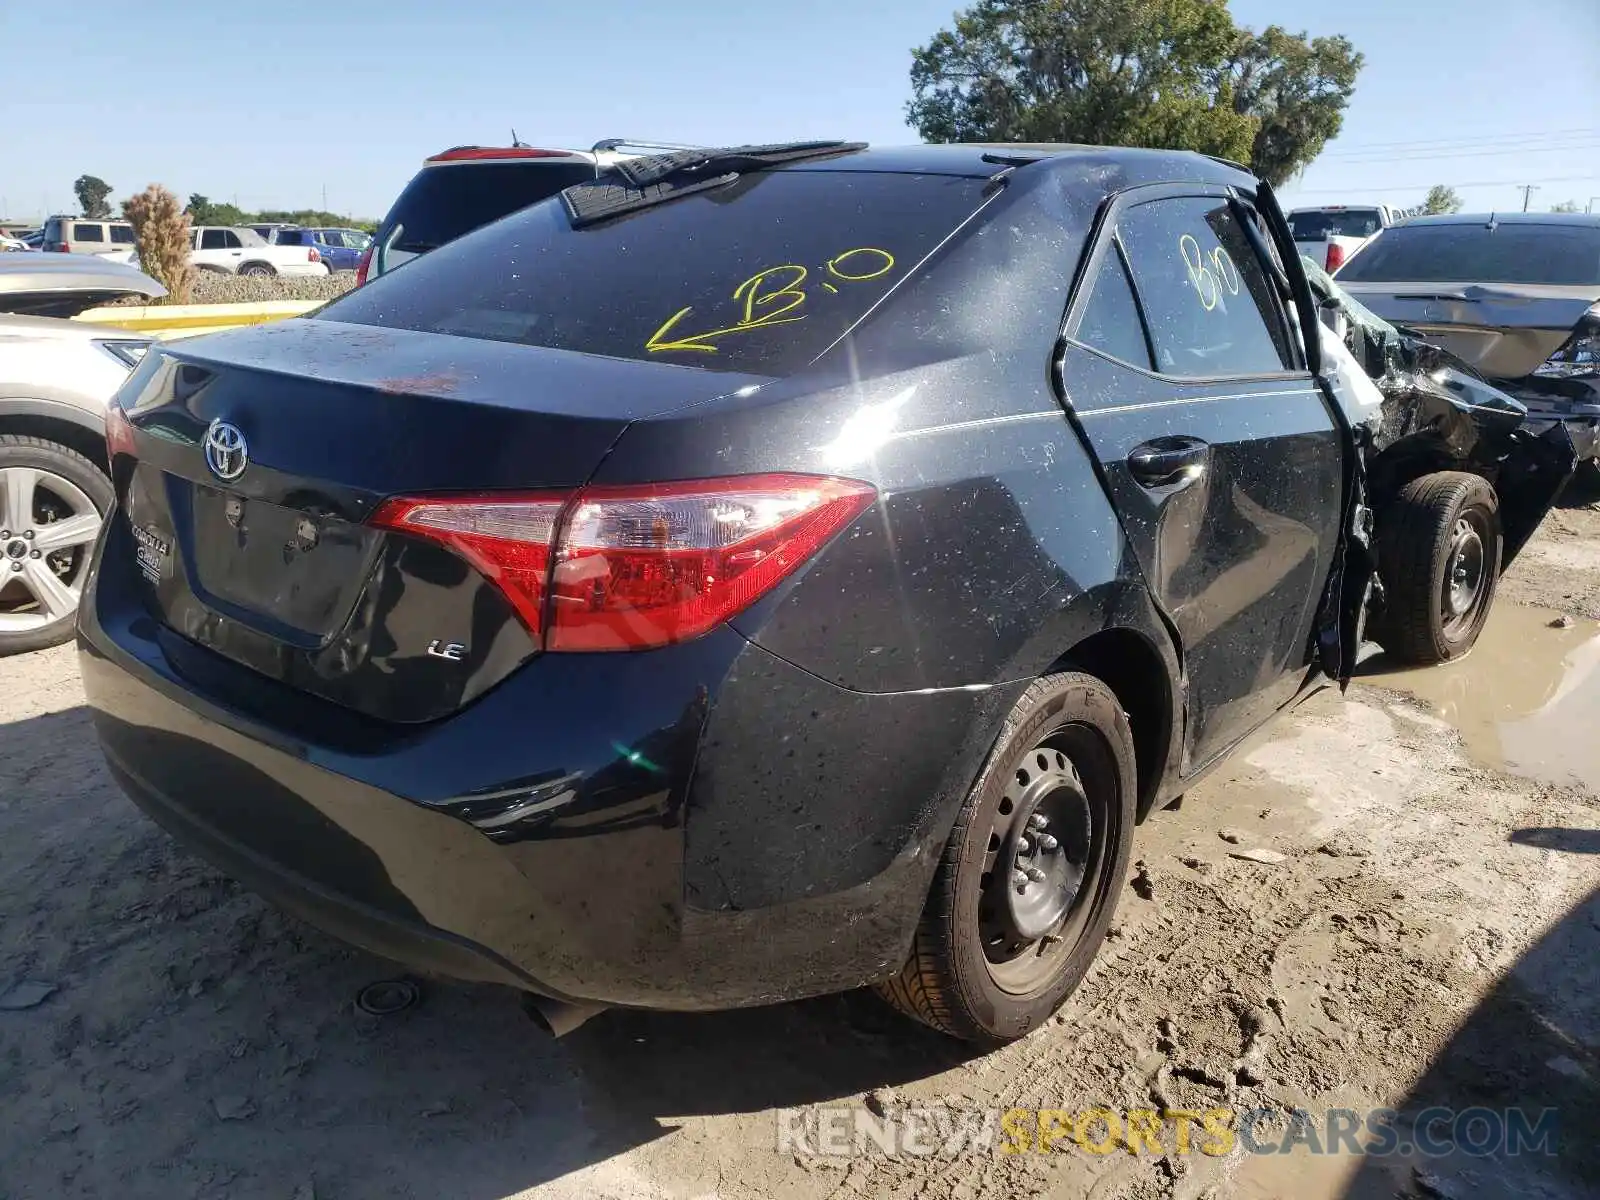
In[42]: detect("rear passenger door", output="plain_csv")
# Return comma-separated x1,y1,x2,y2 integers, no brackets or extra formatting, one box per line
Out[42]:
1058,185,1343,772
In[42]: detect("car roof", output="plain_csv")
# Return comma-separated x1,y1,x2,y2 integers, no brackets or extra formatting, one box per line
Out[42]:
1397,211,1600,227
0,254,165,298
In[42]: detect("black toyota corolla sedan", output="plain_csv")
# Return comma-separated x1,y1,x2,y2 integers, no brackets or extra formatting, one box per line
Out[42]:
78,142,1565,1043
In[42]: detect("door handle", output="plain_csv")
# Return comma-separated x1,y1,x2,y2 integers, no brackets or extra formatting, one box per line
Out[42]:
1127,436,1209,488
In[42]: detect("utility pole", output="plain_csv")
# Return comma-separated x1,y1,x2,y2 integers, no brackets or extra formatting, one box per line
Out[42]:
1587,196,1600,214
1518,184,1540,212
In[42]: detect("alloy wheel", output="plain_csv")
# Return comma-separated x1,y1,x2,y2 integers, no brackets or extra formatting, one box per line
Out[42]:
0,466,103,633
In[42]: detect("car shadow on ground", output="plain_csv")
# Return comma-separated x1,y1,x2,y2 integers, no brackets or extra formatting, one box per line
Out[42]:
1338,876,1599,1200
0,703,979,1200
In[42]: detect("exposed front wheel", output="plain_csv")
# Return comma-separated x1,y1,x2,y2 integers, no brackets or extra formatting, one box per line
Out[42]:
0,435,111,656
238,262,275,277
875,672,1136,1043
1375,471,1500,665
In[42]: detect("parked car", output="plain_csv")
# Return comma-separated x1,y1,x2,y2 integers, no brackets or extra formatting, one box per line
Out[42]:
362,140,651,282
40,215,139,260
0,232,25,252
80,143,1575,1043
0,255,160,655
270,227,371,272
248,222,298,241
189,226,329,277
20,231,45,251
1288,204,1401,273
1336,212,1600,463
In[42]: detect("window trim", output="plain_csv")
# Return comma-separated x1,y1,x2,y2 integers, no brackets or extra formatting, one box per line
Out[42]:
1062,182,1312,386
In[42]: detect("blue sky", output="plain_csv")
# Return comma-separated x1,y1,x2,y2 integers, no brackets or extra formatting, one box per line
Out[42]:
3,0,1597,221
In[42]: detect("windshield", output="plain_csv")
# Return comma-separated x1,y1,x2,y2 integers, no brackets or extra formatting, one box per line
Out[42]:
378,161,598,254
1336,222,1600,286
321,169,993,375
1288,209,1383,239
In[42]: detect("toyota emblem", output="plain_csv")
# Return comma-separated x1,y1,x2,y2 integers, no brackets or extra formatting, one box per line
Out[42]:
203,419,249,482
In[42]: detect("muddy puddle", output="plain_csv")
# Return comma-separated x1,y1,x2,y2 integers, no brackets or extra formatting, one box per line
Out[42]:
1358,603,1600,796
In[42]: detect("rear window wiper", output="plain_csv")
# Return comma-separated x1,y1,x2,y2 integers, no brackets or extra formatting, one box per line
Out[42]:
562,140,865,229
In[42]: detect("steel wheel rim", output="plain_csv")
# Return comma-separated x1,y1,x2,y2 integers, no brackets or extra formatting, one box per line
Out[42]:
0,466,102,633
978,724,1113,995
1441,513,1488,638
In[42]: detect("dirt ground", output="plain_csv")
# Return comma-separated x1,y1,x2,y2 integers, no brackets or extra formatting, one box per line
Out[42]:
2,488,1597,1200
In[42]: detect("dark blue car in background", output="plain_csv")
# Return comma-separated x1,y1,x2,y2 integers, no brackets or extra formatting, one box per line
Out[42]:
269,227,371,272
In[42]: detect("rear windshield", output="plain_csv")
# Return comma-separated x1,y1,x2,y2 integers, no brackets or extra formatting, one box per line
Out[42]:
1337,222,1600,286
1288,209,1384,239
379,161,598,253
323,169,993,375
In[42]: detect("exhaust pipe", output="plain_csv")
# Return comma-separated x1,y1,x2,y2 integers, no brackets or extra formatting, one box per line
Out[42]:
523,993,607,1038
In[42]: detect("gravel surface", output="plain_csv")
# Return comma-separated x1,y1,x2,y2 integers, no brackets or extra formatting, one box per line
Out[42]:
110,272,358,306
1,500,1596,1200
188,271,357,304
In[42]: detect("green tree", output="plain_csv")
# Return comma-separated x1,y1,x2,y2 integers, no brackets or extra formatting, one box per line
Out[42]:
185,194,247,226
906,0,1361,186
73,174,113,218
1219,26,1363,186
1550,199,1580,213
1422,184,1463,215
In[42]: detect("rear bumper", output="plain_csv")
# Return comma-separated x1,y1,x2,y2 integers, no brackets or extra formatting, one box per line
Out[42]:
79,519,1014,1010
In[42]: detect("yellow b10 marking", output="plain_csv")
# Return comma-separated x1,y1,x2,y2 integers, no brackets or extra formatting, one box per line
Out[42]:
646,247,896,355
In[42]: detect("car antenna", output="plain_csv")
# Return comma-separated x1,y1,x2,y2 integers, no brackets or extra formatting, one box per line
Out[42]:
511,128,530,149
1486,212,1499,231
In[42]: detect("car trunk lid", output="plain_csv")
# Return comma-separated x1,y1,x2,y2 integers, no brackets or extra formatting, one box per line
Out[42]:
113,318,766,720
1337,280,1600,379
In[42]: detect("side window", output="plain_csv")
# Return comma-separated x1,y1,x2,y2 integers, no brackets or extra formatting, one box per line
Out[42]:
1074,243,1154,369
1119,197,1293,377
110,225,135,244
223,230,243,249
74,223,105,243
201,229,228,250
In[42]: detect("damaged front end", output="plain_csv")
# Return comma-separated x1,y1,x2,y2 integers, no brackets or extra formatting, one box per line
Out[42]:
1305,257,1579,682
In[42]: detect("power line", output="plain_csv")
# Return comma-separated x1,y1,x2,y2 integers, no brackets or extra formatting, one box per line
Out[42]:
1319,141,1600,166
1316,126,1600,156
1290,172,1600,195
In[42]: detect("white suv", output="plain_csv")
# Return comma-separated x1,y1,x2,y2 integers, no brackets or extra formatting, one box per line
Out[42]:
190,226,330,277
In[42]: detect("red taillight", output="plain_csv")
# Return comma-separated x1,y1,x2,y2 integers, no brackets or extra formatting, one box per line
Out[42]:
1325,242,1347,272
370,474,876,651
106,403,136,461
370,493,566,636
354,244,373,285
308,247,321,264
425,146,576,163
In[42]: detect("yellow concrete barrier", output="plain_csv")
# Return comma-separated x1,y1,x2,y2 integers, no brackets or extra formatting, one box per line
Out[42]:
73,301,320,340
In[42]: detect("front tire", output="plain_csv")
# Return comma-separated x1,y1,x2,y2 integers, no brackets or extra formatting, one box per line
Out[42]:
238,262,275,277
876,672,1137,1043
0,435,111,656
1375,471,1500,665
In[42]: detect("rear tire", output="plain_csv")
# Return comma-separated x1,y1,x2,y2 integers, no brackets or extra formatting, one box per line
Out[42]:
0,435,111,656
1375,471,1500,665
238,262,275,277
875,672,1137,1044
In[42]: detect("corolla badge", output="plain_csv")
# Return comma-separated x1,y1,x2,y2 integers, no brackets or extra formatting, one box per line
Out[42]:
203,419,249,481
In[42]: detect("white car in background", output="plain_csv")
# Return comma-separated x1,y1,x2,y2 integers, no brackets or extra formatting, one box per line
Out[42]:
189,226,329,277
1288,204,1402,273
0,255,163,655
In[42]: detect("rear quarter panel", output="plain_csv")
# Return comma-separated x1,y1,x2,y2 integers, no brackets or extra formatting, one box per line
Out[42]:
595,173,1168,697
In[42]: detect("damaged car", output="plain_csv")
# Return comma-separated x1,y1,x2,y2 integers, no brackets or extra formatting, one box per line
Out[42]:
1335,212,1600,467
78,143,1578,1046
